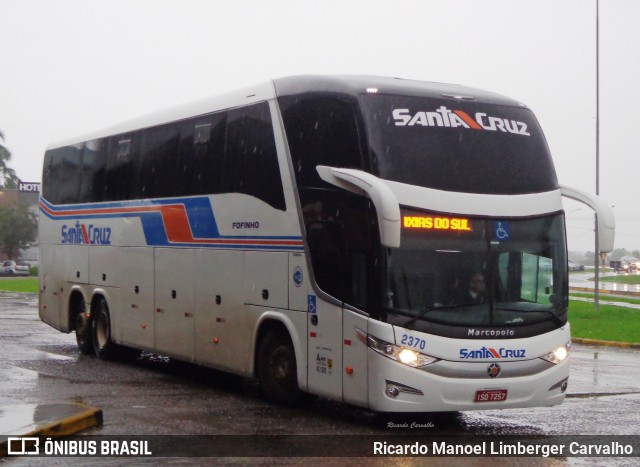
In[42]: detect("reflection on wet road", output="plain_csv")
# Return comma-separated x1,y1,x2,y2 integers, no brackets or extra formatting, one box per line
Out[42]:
570,271,640,294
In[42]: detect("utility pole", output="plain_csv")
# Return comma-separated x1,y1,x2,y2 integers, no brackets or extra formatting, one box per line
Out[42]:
594,0,600,311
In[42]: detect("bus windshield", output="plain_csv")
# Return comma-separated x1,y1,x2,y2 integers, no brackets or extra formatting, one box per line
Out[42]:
360,94,558,195
383,209,568,330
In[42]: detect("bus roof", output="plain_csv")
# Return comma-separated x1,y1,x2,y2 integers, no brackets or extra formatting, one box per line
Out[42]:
273,75,525,107
47,75,527,150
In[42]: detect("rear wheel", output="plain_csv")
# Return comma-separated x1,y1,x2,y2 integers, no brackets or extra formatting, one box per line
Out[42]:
92,298,116,360
258,328,313,406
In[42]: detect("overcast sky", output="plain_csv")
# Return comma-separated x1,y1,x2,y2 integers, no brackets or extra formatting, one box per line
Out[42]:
1,0,638,254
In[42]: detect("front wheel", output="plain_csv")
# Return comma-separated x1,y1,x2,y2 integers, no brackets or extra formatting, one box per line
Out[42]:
92,298,116,360
258,329,313,407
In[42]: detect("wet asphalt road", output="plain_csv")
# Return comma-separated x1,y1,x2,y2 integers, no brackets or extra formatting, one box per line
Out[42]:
570,271,640,294
1,292,639,466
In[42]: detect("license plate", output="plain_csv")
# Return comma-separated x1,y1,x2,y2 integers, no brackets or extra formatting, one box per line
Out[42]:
474,389,508,402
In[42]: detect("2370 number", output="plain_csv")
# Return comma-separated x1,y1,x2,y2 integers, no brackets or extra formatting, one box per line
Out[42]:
400,334,426,350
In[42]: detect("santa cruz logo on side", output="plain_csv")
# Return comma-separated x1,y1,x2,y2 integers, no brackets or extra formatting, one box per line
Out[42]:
61,221,112,245
392,106,530,136
459,346,526,359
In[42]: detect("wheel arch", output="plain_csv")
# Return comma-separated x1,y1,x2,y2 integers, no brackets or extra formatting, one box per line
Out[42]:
254,312,308,392
67,287,88,332
89,288,112,310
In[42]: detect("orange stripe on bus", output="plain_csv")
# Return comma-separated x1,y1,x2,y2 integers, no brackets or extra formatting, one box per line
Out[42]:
453,110,482,130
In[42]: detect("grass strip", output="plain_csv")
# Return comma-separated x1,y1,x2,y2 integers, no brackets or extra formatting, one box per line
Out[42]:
569,299,640,344
0,277,39,293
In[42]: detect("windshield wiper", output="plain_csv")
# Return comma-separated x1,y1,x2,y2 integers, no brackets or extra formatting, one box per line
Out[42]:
403,307,435,329
494,306,565,327
403,303,477,329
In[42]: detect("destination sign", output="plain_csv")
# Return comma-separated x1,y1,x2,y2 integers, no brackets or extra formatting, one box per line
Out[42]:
403,216,472,231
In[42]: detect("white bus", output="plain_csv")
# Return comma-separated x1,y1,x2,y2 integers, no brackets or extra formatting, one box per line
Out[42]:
39,75,614,412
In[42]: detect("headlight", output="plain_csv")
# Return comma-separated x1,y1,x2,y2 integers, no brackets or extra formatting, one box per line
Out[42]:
541,341,572,365
357,329,438,368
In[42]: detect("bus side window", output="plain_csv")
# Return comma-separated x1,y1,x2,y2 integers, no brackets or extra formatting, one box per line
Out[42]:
185,111,227,196
53,144,83,204
280,95,370,305
43,148,62,204
279,95,364,189
224,102,285,211
139,124,181,199
104,134,141,201
302,191,374,307
79,139,106,203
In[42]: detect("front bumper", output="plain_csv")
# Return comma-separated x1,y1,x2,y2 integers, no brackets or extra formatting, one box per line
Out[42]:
367,349,569,412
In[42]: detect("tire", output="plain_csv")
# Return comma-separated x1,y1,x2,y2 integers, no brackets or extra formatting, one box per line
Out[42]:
258,328,313,406
74,304,93,355
92,298,116,360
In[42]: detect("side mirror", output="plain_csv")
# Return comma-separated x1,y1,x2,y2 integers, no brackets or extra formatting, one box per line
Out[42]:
560,185,615,253
316,166,401,248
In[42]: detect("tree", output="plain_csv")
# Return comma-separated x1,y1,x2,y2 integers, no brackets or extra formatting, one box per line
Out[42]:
610,248,629,261
0,203,37,260
0,130,19,189
583,251,595,266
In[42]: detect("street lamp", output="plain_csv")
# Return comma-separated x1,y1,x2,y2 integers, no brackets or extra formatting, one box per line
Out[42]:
595,0,602,310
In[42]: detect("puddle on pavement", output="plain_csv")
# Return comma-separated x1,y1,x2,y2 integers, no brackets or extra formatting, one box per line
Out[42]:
0,403,101,438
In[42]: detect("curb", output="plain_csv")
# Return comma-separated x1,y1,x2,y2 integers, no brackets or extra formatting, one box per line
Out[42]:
0,403,103,457
572,338,640,349
569,286,640,297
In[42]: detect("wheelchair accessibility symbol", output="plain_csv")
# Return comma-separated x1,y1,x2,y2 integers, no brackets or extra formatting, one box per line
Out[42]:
308,295,317,313
494,222,510,241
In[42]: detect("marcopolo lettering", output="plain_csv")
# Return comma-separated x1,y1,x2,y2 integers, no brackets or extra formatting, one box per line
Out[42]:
61,221,112,245
392,107,530,136
468,328,516,337
459,346,526,359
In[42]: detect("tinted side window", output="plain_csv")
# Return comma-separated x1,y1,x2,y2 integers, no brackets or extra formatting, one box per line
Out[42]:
182,112,227,196
140,124,181,198
43,145,83,204
278,94,369,304
42,149,61,203
224,102,285,210
104,133,141,201
79,139,106,203
302,190,376,307
43,102,285,209
278,95,364,189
